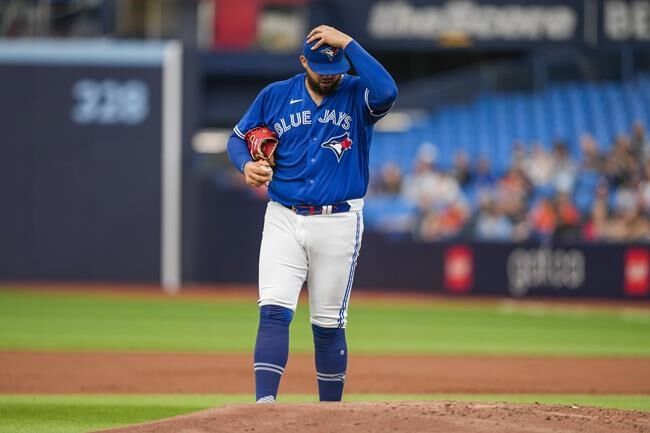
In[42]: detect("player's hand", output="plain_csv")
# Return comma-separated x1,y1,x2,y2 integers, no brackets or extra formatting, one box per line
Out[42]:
307,25,353,51
244,160,273,188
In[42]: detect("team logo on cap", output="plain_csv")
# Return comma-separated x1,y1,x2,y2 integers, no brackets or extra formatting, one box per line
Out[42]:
321,132,353,162
320,47,339,62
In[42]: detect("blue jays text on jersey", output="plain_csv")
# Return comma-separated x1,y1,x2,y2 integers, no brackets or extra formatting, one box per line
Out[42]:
228,40,398,207
271,108,352,136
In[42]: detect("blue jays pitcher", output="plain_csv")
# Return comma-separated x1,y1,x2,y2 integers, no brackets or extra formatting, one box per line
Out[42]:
227,25,398,403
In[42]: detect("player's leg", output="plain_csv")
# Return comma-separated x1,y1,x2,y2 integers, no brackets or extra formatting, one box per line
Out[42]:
305,210,363,401
255,202,308,403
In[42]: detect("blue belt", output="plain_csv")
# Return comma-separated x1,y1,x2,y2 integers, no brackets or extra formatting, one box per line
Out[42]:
285,202,351,216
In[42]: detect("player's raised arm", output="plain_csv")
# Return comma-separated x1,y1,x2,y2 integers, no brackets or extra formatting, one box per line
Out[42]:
307,25,398,113
344,40,398,113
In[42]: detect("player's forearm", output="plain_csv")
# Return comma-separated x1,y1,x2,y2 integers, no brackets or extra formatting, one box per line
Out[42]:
227,133,253,174
344,40,398,110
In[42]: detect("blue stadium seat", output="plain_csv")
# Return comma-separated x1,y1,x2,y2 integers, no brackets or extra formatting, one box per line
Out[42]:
363,195,418,234
367,73,648,217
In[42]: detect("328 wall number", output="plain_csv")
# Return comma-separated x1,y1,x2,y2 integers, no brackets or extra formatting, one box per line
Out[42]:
72,79,150,125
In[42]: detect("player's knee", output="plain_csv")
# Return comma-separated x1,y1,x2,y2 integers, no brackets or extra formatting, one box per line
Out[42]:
259,304,294,327
312,323,346,350
310,309,346,329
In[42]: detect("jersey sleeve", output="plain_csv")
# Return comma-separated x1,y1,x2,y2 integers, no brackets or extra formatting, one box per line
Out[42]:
345,40,398,123
361,86,392,121
352,79,392,124
233,86,269,139
226,133,252,174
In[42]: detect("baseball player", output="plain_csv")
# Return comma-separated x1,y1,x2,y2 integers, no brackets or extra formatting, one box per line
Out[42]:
227,25,397,403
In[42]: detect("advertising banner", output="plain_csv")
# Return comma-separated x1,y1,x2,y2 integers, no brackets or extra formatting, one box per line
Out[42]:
311,0,584,50
624,248,650,296
352,233,650,298
310,0,650,50
442,243,648,298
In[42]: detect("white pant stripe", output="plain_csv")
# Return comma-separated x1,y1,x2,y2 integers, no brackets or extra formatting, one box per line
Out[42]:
338,212,361,328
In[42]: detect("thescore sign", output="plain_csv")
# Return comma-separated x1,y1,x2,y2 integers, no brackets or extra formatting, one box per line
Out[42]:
311,0,650,49
368,1,578,42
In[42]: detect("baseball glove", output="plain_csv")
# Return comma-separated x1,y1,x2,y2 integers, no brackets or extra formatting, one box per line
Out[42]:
244,126,278,165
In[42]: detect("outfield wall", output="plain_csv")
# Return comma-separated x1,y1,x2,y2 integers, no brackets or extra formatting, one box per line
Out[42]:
0,40,197,292
192,186,649,299
356,233,649,298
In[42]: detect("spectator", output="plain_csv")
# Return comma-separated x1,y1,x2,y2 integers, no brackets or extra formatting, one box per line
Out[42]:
579,134,603,173
604,134,637,188
371,161,403,195
496,167,531,221
529,196,556,241
403,143,465,208
452,150,472,188
552,192,582,243
523,141,553,187
551,140,577,193
639,160,650,217
607,202,649,242
416,202,469,241
583,179,610,241
473,155,496,189
474,196,513,241
511,141,527,171
620,206,650,241
631,120,650,162
401,142,439,209
612,178,639,217
416,210,442,242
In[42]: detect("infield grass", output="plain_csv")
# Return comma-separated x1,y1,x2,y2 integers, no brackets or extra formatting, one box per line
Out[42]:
1,290,649,356
1,394,649,433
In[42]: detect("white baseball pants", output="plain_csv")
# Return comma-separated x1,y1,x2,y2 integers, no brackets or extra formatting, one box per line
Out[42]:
258,200,364,328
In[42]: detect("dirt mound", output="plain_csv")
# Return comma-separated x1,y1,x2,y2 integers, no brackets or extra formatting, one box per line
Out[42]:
95,401,649,433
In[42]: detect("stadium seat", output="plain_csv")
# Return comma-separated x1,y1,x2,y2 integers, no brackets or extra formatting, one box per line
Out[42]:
364,73,649,231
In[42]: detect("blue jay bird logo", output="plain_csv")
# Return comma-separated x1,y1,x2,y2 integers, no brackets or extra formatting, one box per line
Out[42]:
321,132,353,162
320,47,339,62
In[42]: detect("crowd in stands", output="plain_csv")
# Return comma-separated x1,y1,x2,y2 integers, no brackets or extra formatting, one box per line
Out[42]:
367,121,650,243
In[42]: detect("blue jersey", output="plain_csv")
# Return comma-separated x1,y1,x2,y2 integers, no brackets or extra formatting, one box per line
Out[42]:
229,40,397,206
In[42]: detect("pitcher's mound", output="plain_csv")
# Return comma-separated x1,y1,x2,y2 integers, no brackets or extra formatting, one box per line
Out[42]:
96,401,649,433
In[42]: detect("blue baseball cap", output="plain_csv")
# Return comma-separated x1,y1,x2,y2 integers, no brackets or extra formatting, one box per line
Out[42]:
302,40,350,75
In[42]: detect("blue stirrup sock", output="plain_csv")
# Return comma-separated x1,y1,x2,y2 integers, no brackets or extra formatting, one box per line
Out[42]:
312,324,348,402
254,305,293,402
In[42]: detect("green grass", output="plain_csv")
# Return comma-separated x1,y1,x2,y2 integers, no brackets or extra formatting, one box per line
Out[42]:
1,290,649,355
1,290,649,432
1,394,649,433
